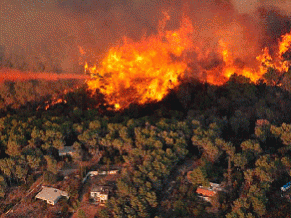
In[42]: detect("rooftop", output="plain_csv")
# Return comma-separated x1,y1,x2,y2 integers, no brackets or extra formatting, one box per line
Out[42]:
35,187,69,203
196,187,217,197
283,182,291,188
91,185,112,194
59,146,75,156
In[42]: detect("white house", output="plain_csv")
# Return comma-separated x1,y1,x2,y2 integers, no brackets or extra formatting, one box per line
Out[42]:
108,170,119,174
90,185,112,204
35,186,69,205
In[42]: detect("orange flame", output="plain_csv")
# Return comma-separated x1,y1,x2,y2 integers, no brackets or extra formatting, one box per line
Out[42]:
44,98,67,110
279,32,291,72
83,14,291,110
208,40,263,85
85,14,193,109
256,31,291,75
279,33,291,57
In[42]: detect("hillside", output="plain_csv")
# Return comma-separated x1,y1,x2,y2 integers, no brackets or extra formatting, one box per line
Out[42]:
0,74,291,217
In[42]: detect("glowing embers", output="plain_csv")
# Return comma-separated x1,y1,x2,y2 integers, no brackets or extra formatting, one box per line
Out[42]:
43,98,67,110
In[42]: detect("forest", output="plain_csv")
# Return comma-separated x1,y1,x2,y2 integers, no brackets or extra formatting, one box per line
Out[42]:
1,0,291,217
0,66,291,218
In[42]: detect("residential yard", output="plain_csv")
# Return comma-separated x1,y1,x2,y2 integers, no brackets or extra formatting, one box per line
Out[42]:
71,171,120,218
0,186,26,217
5,200,50,218
2,173,78,218
72,202,102,218
1,165,120,218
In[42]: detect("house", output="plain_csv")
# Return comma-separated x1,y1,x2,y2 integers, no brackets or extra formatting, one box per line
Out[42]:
35,186,69,205
209,182,225,192
82,169,119,183
90,185,112,204
196,182,224,202
196,187,217,202
108,170,119,175
58,146,75,157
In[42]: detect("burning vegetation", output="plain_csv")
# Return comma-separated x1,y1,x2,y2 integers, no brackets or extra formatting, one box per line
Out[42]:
84,14,193,109
0,0,291,111
2,1,291,218
83,12,291,110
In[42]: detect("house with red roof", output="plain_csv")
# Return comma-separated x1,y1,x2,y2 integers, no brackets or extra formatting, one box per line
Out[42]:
196,182,224,202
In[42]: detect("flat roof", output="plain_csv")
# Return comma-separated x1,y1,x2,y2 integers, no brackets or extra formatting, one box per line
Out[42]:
59,146,74,154
91,185,112,193
35,187,68,202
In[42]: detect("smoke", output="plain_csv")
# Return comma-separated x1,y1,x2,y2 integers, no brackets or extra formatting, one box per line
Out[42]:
0,68,90,83
0,0,290,74
232,0,291,49
232,0,291,15
0,0,169,73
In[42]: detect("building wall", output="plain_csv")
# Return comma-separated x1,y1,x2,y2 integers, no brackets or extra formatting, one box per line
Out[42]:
91,191,108,202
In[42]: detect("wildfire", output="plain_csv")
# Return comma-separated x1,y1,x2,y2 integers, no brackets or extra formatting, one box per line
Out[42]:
209,40,263,84
256,31,291,75
279,33,291,57
0,68,90,82
82,13,291,110
44,98,67,110
279,32,291,72
85,14,193,109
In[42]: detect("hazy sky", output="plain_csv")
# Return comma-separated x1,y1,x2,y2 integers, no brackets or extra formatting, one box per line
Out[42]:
0,0,290,73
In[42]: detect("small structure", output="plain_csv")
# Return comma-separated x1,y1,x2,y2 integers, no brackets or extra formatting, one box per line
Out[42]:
281,181,291,192
108,170,119,175
35,186,69,205
59,146,75,157
196,182,224,202
196,187,217,202
209,182,225,192
82,169,119,183
281,181,291,197
90,185,112,204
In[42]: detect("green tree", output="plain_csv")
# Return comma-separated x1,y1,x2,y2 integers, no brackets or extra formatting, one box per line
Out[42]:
229,110,250,136
0,158,15,184
271,123,291,154
44,155,58,174
6,137,22,157
26,155,41,170
233,153,248,170
187,166,209,187
15,165,28,184
254,119,271,142
0,175,7,198
192,123,223,162
78,209,87,218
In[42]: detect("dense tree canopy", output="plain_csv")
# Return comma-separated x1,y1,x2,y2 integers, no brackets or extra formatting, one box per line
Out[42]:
0,73,291,217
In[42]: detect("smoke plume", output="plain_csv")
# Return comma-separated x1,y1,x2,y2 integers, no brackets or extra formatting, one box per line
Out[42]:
0,68,90,83
0,0,290,74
